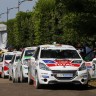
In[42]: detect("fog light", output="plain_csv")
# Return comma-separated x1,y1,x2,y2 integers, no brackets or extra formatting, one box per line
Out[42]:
81,79,85,82
44,79,47,82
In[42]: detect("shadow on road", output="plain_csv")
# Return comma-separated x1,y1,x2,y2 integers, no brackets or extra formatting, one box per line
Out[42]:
41,84,96,91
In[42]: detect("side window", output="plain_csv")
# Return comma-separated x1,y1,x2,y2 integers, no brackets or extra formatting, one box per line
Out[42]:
33,47,40,60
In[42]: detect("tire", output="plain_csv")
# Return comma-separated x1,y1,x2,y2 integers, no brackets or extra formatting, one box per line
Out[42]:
15,70,20,83
28,71,33,85
9,75,12,81
34,72,42,89
12,72,16,83
20,70,24,83
15,74,19,83
1,69,6,79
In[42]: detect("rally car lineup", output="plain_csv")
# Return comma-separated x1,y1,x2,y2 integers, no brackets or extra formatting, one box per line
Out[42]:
0,44,96,89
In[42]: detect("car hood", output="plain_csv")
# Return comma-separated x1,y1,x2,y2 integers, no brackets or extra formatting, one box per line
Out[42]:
40,59,82,70
24,56,32,59
4,60,11,63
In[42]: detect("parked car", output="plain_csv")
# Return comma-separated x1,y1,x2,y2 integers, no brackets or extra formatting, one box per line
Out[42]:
8,51,22,82
0,52,14,78
28,44,89,89
15,47,36,83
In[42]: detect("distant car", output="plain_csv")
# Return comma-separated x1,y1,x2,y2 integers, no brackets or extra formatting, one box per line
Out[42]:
8,51,22,82
15,47,36,83
28,44,89,89
0,52,14,78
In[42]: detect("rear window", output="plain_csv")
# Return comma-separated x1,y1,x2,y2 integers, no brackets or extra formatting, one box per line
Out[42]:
40,49,81,59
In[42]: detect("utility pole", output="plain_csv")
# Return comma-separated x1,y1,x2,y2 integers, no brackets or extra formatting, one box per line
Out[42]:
7,7,18,22
7,7,8,22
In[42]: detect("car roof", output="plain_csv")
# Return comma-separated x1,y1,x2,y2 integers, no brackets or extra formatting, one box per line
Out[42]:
39,44,76,50
3,52,14,55
24,47,37,50
13,51,22,55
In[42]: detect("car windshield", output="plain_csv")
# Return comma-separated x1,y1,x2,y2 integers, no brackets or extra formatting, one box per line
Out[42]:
25,50,35,56
5,55,13,60
40,49,81,59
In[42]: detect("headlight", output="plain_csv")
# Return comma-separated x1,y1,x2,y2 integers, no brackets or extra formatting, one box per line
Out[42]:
78,63,87,71
39,63,51,71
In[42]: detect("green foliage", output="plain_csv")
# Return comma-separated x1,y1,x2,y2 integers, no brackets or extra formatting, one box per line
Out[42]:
6,0,96,49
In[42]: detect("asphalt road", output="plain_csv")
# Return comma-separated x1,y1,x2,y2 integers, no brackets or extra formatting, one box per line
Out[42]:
0,78,96,96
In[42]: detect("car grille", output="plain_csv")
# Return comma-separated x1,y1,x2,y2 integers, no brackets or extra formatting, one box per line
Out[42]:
52,70,77,80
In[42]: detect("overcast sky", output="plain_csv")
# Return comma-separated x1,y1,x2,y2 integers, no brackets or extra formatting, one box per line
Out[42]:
0,0,37,22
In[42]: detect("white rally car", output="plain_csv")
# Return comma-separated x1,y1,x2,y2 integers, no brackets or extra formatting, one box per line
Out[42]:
8,51,22,82
0,52,14,78
15,47,36,83
28,44,89,89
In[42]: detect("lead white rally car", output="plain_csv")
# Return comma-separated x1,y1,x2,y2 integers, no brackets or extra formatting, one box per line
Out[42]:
28,44,89,89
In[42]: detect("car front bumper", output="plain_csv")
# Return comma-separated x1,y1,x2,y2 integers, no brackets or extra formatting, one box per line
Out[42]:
38,70,88,85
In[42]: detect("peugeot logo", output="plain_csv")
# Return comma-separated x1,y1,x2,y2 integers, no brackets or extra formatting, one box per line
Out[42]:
63,66,66,68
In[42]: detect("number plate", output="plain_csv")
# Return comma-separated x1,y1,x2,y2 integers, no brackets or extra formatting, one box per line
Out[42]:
57,73,73,77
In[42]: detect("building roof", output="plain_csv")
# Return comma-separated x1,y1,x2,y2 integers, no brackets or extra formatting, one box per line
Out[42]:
0,24,7,31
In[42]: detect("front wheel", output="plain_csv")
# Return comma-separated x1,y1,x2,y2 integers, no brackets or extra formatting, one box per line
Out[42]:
9,75,12,81
28,71,33,85
12,72,16,83
15,71,20,83
34,72,42,89
20,70,25,83
1,69,6,79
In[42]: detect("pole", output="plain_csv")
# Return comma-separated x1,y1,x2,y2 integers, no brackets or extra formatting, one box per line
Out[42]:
7,7,9,22
18,0,20,12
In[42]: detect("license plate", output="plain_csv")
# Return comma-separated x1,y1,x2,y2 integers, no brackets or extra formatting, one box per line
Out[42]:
57,73,73,77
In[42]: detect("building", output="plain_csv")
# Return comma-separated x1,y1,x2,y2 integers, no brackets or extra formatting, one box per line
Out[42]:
0,24,7,49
